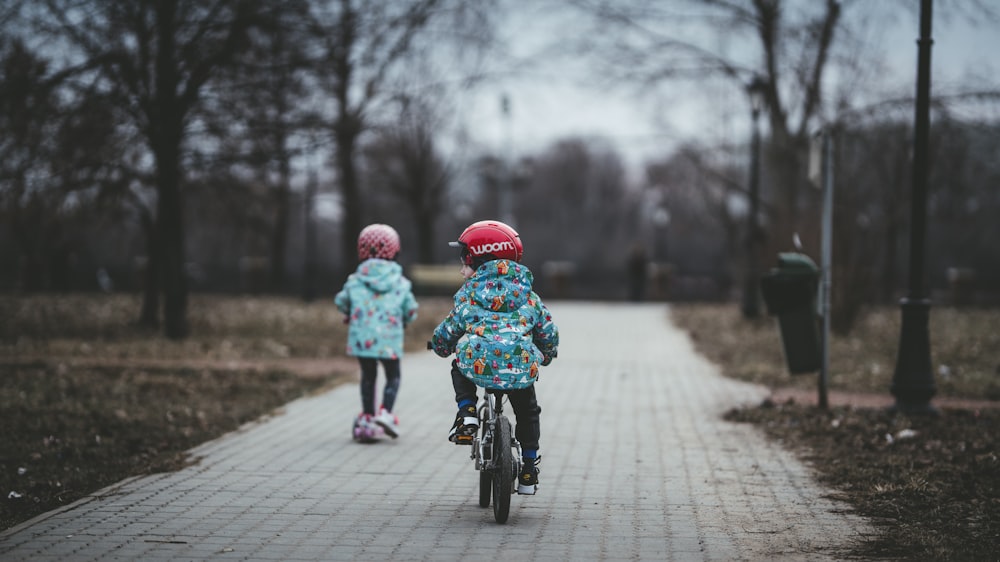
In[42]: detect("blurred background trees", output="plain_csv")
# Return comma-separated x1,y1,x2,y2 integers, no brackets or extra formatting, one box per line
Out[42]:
1,0,998,338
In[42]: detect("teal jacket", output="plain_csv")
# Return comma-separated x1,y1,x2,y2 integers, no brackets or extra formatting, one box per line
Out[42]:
430,259,559,389
335,259,418,359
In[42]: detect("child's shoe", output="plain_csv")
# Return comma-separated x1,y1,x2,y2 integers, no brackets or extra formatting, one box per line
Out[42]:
517,457,540,495
352,413,378,443
447,404,478,444
374,406,400,438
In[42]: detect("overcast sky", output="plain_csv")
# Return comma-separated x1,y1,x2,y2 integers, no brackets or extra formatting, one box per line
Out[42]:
453,2,1000,175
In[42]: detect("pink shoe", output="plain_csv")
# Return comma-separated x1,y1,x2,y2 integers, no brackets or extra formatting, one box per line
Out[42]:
374,407,400,438
352,413,379,443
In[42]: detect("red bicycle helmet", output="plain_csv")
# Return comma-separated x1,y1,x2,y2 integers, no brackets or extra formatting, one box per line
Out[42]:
357,223,401,260
449,220,523,265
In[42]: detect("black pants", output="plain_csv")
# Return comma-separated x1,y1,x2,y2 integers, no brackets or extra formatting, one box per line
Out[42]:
359,357,401,415
450,361,541,452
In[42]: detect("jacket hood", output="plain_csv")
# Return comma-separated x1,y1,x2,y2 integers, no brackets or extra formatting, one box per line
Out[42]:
354,259,404,293
460,259,534,313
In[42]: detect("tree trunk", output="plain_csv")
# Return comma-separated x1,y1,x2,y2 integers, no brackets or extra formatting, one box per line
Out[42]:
270,157,290,292
764,137,807,257
138,207,160,328
337,119,362,276
155,0,188,340
157,142,188,340
268,64,291,293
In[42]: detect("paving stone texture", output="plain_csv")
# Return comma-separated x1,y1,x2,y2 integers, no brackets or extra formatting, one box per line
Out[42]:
0,302,874,561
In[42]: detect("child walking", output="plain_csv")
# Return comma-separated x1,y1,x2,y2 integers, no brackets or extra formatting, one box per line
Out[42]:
335,223,418,442
429,220,559,494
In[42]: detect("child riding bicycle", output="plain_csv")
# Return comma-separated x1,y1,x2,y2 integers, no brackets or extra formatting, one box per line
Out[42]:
429,220,559,495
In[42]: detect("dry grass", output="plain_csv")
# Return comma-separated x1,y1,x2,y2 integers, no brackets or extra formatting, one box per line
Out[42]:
0,294,450,362
670,303,1000,561
670,303,1000,399
1,362,340,531
0,294,453,532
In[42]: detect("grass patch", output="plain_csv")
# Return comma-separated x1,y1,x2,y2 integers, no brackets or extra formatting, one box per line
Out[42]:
670,303,1000,399
0,294,452,532
0,364,338,531
670,303,1000,561
0,294,450,361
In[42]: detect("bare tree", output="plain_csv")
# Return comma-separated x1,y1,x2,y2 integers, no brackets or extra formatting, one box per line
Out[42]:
363,95,452,263
518,138,632,264
29,0,272,338
644,144,744,290
819,93,1000,330
204,2,318,292
0,36,129,292
0,38,59,291
565,0,852,261
307,0,494,275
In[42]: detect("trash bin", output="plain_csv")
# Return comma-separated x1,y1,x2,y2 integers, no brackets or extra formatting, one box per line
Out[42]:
760,252,821,374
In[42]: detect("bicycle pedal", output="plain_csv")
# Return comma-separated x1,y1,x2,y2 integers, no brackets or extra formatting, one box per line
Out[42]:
453,434,474,445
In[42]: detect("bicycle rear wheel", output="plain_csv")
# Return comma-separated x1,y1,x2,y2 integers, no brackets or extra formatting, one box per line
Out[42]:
479,471,492,508
478,401,492,507
491,416,513,523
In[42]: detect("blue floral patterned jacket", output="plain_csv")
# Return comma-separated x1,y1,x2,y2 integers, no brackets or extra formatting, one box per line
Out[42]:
430,259,559,389
335,259,418,359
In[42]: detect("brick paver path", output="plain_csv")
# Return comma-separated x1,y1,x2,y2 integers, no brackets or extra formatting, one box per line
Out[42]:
1,302,873,561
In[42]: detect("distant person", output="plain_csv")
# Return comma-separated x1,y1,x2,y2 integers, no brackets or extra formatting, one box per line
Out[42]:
627,242,648,302
429,220,559,495
335,224,418,443
96,267,114,293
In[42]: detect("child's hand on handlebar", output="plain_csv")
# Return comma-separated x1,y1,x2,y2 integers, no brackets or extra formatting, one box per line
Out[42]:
427,340,453,358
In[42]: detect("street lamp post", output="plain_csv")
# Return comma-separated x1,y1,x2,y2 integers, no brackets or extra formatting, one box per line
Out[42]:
741,77,767,319
891,0,938,415
500,93,514,226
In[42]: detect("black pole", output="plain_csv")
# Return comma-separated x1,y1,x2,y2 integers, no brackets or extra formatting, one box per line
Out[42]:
741,102,762,318
890,0,937,415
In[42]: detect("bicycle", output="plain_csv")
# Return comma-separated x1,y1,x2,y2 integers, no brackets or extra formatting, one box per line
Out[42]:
426,342,528,524
473,389,523,524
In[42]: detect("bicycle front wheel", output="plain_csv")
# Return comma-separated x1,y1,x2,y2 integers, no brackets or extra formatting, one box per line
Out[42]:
491,416,513,523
